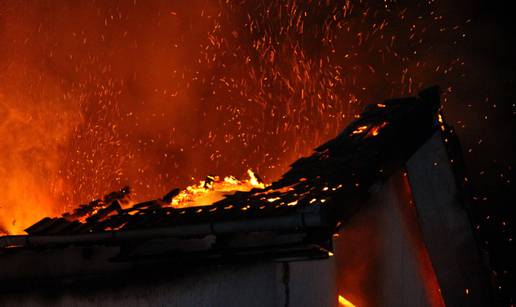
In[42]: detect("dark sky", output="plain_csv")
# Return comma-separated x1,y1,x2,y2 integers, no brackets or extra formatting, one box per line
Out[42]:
458,1,515,304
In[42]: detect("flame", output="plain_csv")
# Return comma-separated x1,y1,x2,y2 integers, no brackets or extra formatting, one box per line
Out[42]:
438,113,446,132
366,121,389,138
0,96,79,235
169,169,266,208
338,295,356,307
351,125,369,135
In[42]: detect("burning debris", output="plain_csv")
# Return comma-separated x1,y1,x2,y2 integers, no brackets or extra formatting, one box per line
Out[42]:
1,87,441,252
25,170,267,235
169,169,266,208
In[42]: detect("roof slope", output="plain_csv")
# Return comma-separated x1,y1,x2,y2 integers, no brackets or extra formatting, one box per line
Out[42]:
0,87,441,250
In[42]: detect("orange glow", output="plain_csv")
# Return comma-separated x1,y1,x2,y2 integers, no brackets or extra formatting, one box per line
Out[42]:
351,125,369,135
399,174,446,307
366,121,389,138
438,113,446,132
0,1,464,235
338,295,356,307
169,169,266,208
0,1,363,235
0,102,74,234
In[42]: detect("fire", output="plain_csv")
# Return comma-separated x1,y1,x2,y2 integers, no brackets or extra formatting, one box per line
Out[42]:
40,169,267,226
366,121,389,138
169,169,266,208
351,125,369,135
0,1,469,235
351,121,388,138
338,295,356,307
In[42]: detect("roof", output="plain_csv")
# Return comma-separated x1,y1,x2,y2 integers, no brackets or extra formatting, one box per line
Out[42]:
0,86,441,260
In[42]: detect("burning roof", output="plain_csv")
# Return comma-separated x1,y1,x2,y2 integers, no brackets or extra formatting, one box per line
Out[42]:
0,87,441,258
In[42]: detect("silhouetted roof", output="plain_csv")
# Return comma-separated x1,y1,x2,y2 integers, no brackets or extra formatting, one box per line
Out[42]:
0,86,441,257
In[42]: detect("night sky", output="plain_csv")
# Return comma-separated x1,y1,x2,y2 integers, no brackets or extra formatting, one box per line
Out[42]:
455,1,515,305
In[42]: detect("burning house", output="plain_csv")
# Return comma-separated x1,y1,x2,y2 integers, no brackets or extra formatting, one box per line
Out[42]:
0,87,492,306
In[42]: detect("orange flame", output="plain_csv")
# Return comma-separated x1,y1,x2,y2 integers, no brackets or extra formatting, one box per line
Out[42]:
351,125,369,135
366,121,389,138
338,295,356,307
169,169,266,208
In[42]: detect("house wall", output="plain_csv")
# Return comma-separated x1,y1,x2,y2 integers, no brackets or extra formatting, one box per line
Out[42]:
0,249,336,307
333,131,491,307
405,132,491,306
334,170,444,307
